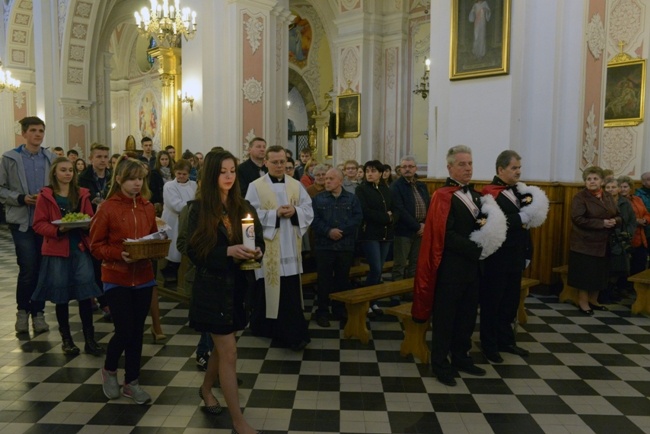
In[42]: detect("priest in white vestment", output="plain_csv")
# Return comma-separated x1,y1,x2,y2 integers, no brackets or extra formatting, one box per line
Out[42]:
245,145,313,351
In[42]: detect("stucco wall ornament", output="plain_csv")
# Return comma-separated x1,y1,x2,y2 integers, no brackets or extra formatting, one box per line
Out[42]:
602,128,635,174
245,16,264,54
609,0,642,52
587,13,605,60
341,47,359,89
58,0,69,49
13,91,24,109
242,77,263,103
583,104,598,167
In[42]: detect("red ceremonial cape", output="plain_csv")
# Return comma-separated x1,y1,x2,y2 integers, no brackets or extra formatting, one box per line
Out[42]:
411,186,462,321
481,184,507,199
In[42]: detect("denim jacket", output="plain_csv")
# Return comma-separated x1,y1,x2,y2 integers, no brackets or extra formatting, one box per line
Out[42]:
311,188,363,252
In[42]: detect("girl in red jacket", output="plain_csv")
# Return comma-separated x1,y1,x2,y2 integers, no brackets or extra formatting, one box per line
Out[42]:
32,157,104,356
90,157,158,405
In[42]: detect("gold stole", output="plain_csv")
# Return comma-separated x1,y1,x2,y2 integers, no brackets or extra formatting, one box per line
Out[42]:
253,177,302,318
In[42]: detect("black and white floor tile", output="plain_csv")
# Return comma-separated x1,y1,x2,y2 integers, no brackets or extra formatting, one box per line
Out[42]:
1,225,650,433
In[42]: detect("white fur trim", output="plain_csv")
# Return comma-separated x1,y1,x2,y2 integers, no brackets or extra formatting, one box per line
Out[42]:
516,182,549,228
470,194,507,259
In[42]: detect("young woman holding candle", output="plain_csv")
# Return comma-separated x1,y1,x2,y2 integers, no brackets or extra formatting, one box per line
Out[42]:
184,150,264,434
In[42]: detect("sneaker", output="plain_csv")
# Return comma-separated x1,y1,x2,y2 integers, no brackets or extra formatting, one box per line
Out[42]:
196,353,209,371
101,368,120,399
122,380,151,404
32,313,49,333
15,311,29,333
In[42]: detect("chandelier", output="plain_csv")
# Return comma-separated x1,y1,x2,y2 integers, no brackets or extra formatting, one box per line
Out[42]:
0,59,21,93
134,0,197,47
413,58,430,99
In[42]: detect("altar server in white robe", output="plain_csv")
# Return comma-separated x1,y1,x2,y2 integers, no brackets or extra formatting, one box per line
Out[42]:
245,145,313,351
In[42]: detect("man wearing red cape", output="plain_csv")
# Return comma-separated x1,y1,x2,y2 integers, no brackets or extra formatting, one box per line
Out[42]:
480,150,549,364
412,145,507,386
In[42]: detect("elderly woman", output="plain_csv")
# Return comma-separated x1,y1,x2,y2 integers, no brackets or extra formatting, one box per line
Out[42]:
568,167,621,315
603,177,636,302
306,164,328,198
618,176,650,278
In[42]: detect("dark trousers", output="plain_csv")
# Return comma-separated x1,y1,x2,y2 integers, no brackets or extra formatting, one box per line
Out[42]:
479,270,522,353
104,286,153,384
56,299,93,330
315,250,353,317
430,280,479,373
10,226,45,314
91,257,109,309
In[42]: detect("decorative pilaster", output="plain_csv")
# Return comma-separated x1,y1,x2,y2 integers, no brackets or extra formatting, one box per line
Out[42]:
149,46,182,153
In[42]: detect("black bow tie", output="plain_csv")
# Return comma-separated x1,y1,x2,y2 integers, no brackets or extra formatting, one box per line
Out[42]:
505,185,515,190
460,185,469,193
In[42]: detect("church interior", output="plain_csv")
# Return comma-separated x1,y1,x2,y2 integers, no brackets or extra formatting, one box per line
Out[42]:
1,0,650,433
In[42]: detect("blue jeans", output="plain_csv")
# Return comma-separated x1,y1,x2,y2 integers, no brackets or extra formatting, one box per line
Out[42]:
197,332,214,355
363,240,392,286
10,225,45,314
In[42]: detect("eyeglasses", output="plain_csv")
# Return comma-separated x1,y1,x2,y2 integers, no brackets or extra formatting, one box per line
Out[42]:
267,160,287,166
285,166,294,171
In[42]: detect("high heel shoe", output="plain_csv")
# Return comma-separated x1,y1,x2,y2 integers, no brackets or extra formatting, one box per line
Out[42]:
150,329,167,343
589,303,608,311
198,387,223,415
578,307,594,316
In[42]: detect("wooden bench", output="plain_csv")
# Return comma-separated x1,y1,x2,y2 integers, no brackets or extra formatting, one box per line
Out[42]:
385,302,430,364
553,265,579,306
628,269,650,315
329,277,414,344
301,261,394,287
518,277,541,324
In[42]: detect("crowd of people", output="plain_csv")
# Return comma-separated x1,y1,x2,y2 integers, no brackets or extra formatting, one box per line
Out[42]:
2,116,650,432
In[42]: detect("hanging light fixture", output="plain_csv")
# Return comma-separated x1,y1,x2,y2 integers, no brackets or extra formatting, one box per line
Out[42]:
134,0,197,47
0,58,21,93
412,58,430,99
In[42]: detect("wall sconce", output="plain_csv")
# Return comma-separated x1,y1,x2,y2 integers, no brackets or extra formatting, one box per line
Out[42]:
111,122,117,130
0,58,21,93
412,58,430,99
177,90,194,111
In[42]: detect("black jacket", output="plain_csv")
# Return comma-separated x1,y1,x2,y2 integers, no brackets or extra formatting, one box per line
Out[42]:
356,181,396,241
77,166,111,212
186,200,264,326
390,176,430,236
238,158,268,196
148,170,165,205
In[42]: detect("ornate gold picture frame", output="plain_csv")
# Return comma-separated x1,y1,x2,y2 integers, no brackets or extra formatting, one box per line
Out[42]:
604,54,646,127
449,0,511,80
336,88,361,139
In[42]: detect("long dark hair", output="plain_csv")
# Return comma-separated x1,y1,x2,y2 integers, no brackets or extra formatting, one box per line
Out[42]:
49,157,80,211
189,150,246,261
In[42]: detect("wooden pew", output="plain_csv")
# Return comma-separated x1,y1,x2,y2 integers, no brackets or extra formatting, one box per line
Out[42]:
628,269,650,315
384,302,430,364
329,277,414,344
385,277,538,364
553,265,579,306
518,277,541,324
301,261,394,287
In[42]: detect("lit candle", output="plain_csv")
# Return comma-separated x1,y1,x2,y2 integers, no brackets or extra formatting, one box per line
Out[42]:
425,58,431,71
150,0,157,13
242,214,255,251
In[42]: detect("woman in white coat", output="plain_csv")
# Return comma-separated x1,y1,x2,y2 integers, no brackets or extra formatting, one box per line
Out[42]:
161,159,197,279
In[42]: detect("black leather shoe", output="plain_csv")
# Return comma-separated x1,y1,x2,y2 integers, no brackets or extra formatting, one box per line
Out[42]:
453,363,486,376
483,351,503,363
589,303,608,311
316,316,330,328
436,371,457,386
579,307,594,316
499,345,529,357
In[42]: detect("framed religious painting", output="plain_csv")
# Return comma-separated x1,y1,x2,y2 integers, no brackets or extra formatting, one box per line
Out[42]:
336,89,361,138
449,0,511,80
604,55,646,127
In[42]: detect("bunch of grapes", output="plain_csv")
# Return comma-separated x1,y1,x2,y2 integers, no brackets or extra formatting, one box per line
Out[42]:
61,212,91,222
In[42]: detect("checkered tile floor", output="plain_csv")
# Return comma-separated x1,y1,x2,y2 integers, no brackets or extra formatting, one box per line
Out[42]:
1,225,650,433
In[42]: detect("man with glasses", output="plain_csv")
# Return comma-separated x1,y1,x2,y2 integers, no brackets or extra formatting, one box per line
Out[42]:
246,146,313,351
285,157,296,178
390,156,430,286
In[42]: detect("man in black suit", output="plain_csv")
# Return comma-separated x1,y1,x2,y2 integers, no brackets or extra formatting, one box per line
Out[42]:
480,151,533,363
412,145,506,386
238,137,268,196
